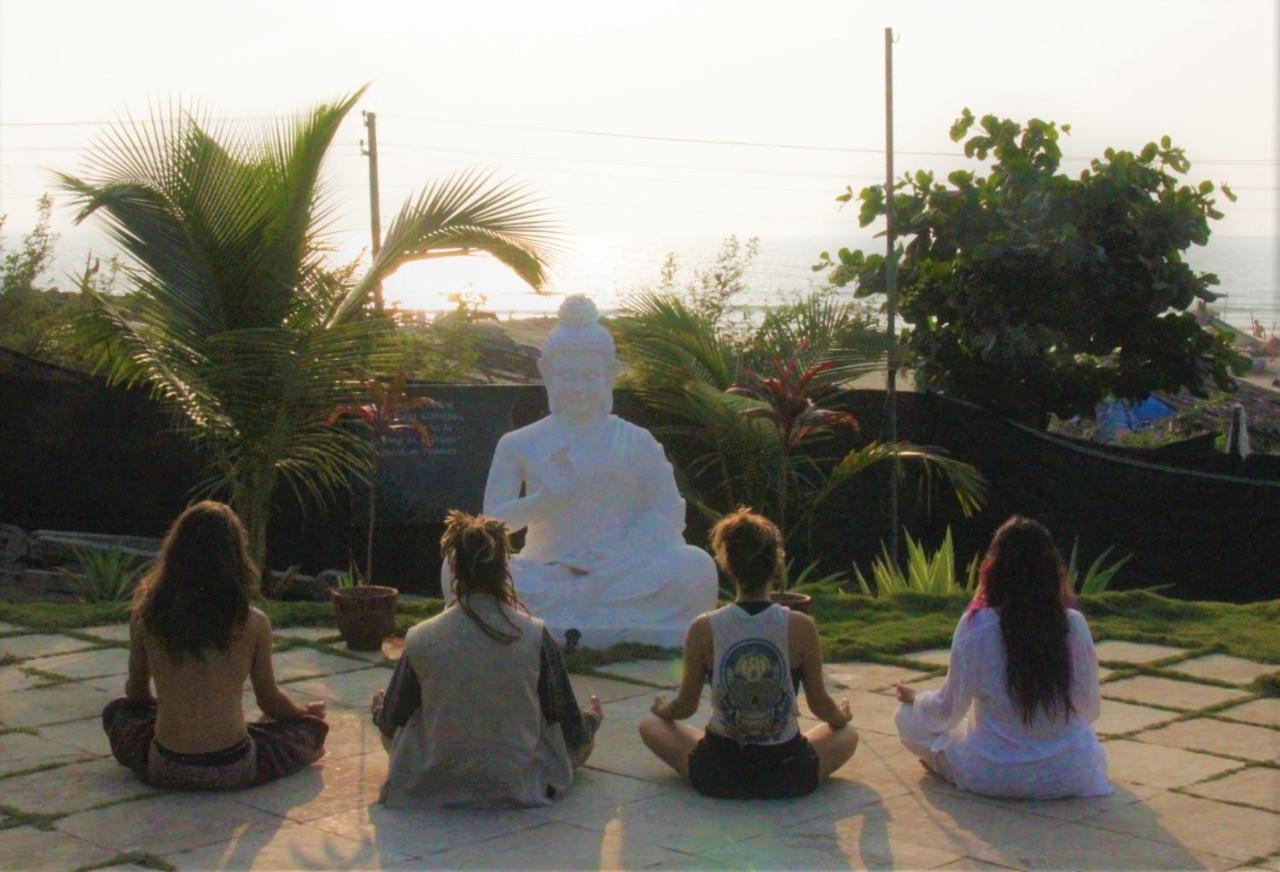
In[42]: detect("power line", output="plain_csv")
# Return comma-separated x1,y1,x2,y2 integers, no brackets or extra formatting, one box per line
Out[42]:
3,113,1277,165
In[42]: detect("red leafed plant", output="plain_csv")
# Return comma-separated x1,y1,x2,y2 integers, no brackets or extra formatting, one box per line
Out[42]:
727,343,860,547
327,369,437,584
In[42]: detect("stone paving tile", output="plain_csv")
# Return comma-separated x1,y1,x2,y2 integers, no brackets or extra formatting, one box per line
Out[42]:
23,646,131,680
685,810,968,870
569,673,655,704
552,786,830,855
1135,717,1280,763
784,788,1052,869
1184,766,1280,813
1094,699,1181,737
233,750,386,823
272,648,373,683
826,661,931,692
1102,739,1243,789
0,730,92,777
841,689,907,735
1092,640,1190,664
0,663,45,692
76,624,132,643
2,679,115,728
0,825,117,871
1086,790,1280,863
38,716,111,756
899,648,954,667
968,782,1165,825
0,621,26,634
0,757,156,815
167,819,417,871
434,819,687,870
593,658,683,688
0,633,98,660
287,668,391,710
321,710,388,760
1219,698,1280,729
583,694,702,784
899,674,948,695
1101,675,1252,710
1170,654,1280,687
306,803,545,860
57,792,286,855
525,767,673,825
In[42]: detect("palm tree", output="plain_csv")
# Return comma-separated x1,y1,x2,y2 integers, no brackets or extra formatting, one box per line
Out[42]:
58,87,560,568
613,290,986,556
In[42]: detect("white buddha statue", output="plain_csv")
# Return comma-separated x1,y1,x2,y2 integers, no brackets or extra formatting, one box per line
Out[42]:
446,295,718,648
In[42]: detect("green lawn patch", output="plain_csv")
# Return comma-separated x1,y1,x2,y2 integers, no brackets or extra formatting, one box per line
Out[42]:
3,589,1277,667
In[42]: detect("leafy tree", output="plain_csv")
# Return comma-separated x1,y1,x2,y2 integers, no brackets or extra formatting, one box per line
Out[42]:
0,196,60,356
819,109,1244,426
58,87,559,567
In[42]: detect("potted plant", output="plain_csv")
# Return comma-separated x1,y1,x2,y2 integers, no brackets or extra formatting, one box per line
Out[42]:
327,369,436,650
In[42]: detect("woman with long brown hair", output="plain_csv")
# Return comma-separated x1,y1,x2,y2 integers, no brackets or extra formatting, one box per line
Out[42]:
103,501,327,790
371,510,602,807
894,516,1110,798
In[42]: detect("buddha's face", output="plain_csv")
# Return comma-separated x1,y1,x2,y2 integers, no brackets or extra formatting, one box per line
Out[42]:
544,349,614,421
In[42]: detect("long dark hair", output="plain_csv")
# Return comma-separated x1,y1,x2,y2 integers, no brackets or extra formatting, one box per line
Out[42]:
968,516,1075,725
441,510,526,643
133,500,257,662
710,506,784,597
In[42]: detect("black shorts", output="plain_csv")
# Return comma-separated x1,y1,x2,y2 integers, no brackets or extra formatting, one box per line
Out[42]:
688,731,820,800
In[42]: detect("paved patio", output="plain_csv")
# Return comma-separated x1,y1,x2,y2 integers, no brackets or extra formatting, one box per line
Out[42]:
1,624,1277,870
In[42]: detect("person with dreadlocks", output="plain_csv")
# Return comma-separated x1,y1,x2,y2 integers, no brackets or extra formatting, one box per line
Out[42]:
371,510,603,807
894,516,1111,799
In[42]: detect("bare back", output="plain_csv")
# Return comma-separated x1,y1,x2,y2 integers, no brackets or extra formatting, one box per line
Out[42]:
137,609,266,753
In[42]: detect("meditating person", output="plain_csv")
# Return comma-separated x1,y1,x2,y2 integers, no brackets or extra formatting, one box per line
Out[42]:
446,294,717,649
373,510,603,808
638,507,859,799
103,501,328,790
894,515,1112,799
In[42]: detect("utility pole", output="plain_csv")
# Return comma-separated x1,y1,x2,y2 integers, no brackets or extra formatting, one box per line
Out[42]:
361,110,384,312
884,26,900,565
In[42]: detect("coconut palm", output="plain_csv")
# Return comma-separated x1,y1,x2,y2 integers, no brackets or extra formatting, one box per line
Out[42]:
58,87,560,567
614,290,986,554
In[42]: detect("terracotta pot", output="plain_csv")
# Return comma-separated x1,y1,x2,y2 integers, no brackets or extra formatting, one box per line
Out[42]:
769,591,813,614
331,585,399,651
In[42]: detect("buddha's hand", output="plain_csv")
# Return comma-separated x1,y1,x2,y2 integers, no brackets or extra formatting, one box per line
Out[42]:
538,446,578,497
559,544,611,575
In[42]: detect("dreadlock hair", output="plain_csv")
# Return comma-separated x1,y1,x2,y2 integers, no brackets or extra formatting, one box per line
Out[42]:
133,501,258,663
440,510,526,644
967,516,1076,725
709,507,785,598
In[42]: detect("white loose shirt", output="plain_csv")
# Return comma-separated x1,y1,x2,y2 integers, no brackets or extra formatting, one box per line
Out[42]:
912,607,1112,799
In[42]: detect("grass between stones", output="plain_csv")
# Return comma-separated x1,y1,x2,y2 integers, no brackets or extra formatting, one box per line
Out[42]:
75,852,174,872
3,589,1278,670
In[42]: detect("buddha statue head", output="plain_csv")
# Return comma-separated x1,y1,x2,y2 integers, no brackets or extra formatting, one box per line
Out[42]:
538,295,620,421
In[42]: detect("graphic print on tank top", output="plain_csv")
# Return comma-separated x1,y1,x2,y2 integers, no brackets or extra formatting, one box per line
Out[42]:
716,637,791,740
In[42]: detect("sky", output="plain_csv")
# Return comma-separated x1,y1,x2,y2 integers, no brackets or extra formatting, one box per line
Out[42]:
1,0,1276,314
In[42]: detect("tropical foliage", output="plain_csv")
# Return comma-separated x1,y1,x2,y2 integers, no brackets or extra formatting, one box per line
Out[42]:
819,109,1245,426
852,528,979,596
328,369,436,584
1068,541,1132,595
58,544,149,603
613,285,987,560
58,87,559,568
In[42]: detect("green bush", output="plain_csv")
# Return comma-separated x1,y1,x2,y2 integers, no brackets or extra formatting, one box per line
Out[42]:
59,545,149,604
853,528,978,596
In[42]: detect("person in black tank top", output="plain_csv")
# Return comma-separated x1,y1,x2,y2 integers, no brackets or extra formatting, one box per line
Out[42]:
637,508,859,798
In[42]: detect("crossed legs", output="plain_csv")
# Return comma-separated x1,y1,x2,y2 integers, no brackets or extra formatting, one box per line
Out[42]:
638,715,858,782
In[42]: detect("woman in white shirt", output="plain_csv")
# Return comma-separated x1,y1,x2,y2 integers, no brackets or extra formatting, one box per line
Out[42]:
894,516,1111,799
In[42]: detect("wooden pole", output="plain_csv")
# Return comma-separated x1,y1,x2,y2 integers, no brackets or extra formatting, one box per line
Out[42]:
884,27,900,564
361,110,384,312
